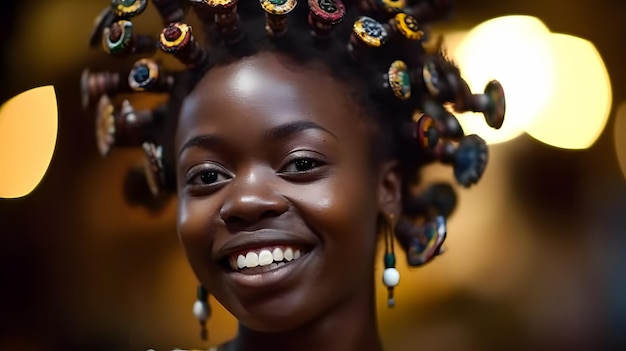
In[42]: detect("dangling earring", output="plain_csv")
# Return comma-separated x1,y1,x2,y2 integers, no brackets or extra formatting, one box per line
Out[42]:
382,214,400,307
193,285,211,341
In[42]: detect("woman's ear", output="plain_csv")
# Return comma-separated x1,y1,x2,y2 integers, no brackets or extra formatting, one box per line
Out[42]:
377,160,402,217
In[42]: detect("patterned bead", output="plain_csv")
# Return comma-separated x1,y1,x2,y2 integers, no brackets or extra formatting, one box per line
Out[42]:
403,216,447,267
392,12,423,41
387,60,411,100
413,114,439,150
128,59,173,92
348,16,388,59
453,134,488,187
159,23,208,69
260,0,298,35
422,58,441,98
307,0,345,38
102,20,157,56
111,0,148,18
480,80,506,129
95,95,116,157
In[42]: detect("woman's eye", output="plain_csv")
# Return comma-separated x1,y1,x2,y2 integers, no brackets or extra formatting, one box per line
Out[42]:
186,165,231,188
281,157,324,174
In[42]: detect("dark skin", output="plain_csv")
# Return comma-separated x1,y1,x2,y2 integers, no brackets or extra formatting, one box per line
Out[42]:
176,52,402,351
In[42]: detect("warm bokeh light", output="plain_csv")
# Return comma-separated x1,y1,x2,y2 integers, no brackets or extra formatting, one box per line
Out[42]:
452,16,556,144
0,86,58,198
614,102,626,181
526,34,612,149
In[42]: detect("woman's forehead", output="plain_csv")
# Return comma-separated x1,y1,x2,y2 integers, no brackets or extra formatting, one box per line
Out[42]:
176,52,369,148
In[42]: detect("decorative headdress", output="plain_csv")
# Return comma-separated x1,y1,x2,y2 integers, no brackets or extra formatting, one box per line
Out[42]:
83,0,505,308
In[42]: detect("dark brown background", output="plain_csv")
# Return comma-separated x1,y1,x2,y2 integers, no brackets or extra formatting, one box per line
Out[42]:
1,0,625,350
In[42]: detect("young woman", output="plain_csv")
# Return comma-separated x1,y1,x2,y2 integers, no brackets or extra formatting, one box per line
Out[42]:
84,0,505,349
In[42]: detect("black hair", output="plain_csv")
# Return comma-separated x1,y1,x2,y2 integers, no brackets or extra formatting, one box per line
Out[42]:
88,0,497,268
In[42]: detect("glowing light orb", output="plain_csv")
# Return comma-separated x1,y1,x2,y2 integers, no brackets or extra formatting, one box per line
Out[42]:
0,86,58,198
525,34,612,149
452,16,556,144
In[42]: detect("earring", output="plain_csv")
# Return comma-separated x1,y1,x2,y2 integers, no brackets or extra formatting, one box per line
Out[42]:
382,214,400,307
193,285,211,341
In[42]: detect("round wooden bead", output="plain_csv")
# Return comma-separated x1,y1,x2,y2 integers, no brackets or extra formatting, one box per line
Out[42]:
308,0,345,37
260,0,298,35
481,80,506,129
128,59,172,92
414,114,439,150
103,20,134,55
159,23,208,68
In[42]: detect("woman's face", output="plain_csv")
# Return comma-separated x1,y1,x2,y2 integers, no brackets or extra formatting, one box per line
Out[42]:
176,52,392,332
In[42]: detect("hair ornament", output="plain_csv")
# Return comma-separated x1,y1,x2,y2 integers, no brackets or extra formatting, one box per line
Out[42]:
89,8,117,48
260,0,298,36
391,12,424,41
152,0,186,24
142,142,167,197
411,114,439,150
95,97,157,157
307,0,346,39
111,0,148,18
81,69,128,109
159,22,209,69
396,216,446,267
102,20,157,56
129,58,174,92
453,80,506,130
452,134,488,187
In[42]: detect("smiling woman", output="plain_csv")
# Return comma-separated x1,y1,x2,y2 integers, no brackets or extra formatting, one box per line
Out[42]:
82,0,504,350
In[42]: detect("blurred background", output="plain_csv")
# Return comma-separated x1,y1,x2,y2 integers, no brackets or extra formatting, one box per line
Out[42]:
0,0,625,350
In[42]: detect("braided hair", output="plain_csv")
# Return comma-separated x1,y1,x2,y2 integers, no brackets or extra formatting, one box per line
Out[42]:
83,0,505,272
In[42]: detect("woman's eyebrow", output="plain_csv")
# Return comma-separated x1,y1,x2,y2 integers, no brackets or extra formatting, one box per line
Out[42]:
178,134,223,158
264,120,337,141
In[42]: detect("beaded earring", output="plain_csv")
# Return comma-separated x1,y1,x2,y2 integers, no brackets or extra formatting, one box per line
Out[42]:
382,214,400,307
193,285,211,341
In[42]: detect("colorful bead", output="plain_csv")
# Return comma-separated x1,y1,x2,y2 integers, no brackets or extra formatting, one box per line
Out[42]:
307,0,345,38
103,20,134,55
453,134,488,187
102,20,157,56
95,95,116,157
111,0,148,18
422,58,441,97
352,16,388,47
152,0,185,24
393,12,423,41
414,114,439,150
128,59,173,92
260,0,298,35
405,216,447,267
159,23,208,69
387,60,411,100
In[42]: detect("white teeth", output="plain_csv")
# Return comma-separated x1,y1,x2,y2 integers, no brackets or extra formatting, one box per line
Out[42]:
245,252,259,268
237,254,246,269
230,246,305,270
272,247,284,261
284,247,293,261
258,250,273,266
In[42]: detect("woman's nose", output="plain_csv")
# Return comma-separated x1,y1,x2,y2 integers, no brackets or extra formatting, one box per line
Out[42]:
219,167,288,226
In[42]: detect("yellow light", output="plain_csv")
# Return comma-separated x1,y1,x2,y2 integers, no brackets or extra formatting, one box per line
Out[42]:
525,34,612,149
614,102,626,181
451,16,556,144
0,86,58,198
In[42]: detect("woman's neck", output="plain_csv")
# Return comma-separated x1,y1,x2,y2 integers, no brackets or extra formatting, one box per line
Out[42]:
225,285,383,351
